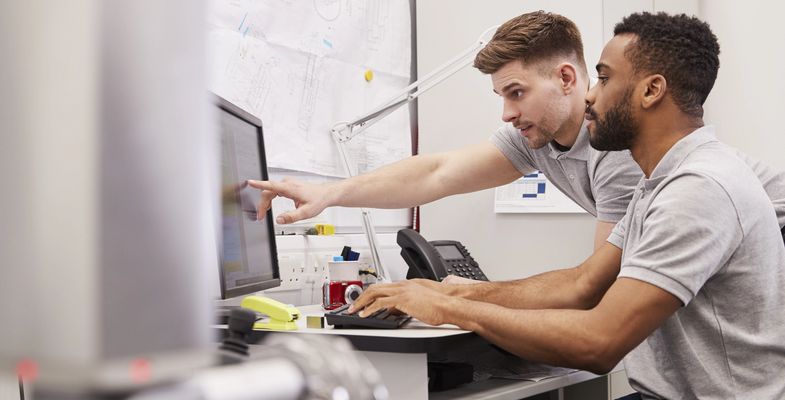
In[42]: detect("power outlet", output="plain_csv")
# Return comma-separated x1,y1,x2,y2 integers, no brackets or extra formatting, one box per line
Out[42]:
271,234,412,305
277,252,305,288
307,251,334,282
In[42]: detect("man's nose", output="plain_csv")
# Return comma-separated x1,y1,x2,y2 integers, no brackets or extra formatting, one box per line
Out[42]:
501,101,519,123
585,83,597,107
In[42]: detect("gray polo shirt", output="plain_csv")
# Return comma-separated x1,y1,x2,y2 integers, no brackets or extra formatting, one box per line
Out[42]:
491,122,643,222
734,150,785,228
607,126,785,399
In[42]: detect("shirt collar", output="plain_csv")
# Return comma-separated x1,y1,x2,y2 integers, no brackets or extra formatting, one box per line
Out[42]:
547,120,590,161
643,125,718,190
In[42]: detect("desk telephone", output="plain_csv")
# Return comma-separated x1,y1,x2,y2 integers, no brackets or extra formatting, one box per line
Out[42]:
325,230,488,330
397,229,488,282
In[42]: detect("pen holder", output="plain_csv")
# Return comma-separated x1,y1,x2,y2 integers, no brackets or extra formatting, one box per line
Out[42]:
327,261,360,281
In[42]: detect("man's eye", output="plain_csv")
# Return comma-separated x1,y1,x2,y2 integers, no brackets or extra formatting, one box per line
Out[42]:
509,90,523,99
598,76,609,85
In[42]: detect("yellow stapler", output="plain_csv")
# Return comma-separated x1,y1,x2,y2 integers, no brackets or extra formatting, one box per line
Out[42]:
240,295,300,331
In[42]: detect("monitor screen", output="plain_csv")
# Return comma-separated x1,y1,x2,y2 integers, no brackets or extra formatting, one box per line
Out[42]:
216,95,280,299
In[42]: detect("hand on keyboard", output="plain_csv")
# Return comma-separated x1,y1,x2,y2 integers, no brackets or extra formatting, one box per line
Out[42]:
325,304,411,329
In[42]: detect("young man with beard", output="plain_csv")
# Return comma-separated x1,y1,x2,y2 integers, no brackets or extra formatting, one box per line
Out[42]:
350,12,785,398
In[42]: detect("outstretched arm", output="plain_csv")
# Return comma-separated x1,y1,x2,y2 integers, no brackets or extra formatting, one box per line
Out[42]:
248,142,522,224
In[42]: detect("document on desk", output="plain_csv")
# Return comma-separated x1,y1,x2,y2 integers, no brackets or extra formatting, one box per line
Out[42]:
208,0,414,178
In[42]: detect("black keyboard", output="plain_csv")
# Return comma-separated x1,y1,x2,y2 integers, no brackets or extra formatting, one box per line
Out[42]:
325,304,411,329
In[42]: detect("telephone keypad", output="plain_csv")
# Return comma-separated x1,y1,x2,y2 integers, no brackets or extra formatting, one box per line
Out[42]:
444,250,487,280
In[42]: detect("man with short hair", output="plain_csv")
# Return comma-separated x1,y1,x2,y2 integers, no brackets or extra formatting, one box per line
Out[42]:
350,12,785,398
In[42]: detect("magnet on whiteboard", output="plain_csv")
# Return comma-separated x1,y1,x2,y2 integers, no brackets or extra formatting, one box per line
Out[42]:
364,69,374,82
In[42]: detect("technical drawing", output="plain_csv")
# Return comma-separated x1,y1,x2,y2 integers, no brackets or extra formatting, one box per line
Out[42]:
365,0,389,48
246,57,276,115
313,0,341,22
297,54,321,134
210,0,412,177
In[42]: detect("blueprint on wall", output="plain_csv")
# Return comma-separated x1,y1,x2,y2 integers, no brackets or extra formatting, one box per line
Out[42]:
208,0,413,177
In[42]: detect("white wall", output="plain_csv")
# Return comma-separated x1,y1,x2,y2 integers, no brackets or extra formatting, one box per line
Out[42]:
700,1,785,170
415,1,697,280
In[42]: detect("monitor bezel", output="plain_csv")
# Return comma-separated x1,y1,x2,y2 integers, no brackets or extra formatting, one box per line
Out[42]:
214,94,281,299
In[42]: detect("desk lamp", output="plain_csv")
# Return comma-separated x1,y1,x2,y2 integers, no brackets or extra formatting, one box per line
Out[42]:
330,25,498,282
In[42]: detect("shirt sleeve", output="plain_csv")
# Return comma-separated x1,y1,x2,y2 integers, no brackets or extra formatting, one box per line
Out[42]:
591,150,643,223
489,124,537,175
735,149,785,229
607,213,628,249
617,172,743,305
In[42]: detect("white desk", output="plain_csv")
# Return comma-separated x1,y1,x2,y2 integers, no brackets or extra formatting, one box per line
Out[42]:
219,305,618,400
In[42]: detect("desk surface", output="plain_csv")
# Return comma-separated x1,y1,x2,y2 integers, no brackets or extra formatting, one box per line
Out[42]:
218,304,488,353
216,305,614,400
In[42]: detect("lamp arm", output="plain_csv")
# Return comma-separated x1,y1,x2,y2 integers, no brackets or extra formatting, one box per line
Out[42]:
328,25,498,281
331,25,498,143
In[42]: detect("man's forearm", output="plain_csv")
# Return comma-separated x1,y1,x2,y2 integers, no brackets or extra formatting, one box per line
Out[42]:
442,297,613,373
329,154,449,209
452,243,622,310
329,143,522,210
452,266,595,310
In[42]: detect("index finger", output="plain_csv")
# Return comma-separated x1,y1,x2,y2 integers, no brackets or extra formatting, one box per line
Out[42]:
348,283,399,313
246,180,279,192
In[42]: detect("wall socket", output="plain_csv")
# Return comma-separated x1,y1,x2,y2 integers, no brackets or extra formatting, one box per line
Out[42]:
268,233,408,306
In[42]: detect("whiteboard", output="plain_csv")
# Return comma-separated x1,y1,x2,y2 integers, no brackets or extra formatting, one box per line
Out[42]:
208,0,416,231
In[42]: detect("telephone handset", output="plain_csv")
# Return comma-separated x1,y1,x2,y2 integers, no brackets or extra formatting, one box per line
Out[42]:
397,229,488,282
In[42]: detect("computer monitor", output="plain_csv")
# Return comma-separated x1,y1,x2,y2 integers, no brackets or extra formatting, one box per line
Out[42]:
216,94,281,299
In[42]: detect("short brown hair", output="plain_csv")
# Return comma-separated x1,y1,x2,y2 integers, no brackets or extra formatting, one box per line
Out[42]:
474,11,586,75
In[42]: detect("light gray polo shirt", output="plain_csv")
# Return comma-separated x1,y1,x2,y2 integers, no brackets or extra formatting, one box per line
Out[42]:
607,126,785,399
734,150,785,228
491,122,643,222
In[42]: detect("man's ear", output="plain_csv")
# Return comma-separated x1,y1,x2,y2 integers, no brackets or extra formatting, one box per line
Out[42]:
641,74,666,109
555,62,579,94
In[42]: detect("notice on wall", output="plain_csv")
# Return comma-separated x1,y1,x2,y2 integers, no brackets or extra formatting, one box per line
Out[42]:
494,171,586,214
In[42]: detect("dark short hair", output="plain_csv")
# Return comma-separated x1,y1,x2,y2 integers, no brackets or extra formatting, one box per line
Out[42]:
614,12,720,117
474,11,586,75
